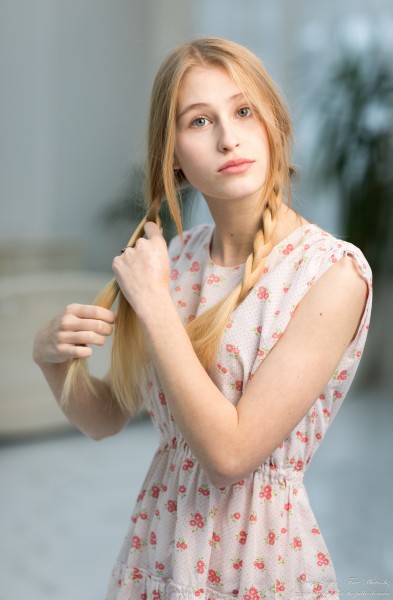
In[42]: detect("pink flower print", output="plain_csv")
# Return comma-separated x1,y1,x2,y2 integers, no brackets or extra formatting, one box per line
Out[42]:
323,408,331,418
175,537,188,550
197,484,210,497
166,499,177,513
243,586,262,600
249,510,258,523
200,296,207,304
284,502,292,513
174,285,181,292
272,329,282,339
313,584,323,594
137,488,146,501
233,479,245,487
177,299,187,308
259,484,275,501
185,251,193,260
184,233,192,245
207,274,221,285
334,369,348,381
182,458,195,471
274,309,280,316
281,528,287,534
333,390,343,400
195,558,206,575
208,569,222,584
282,243,294,255
308,410,317,423
158,392,166,405
154,508,160,518
282,282,290,293
192,283,201,293
178,484,187,495
189,511,206,531
189,261,200,272
132,535,142,550
303,243,310,250
171,268,179,280
265,529,278,545
233,380,243,392
298,573,307,582
231,512,241,522
150,531,157,546
311,526,321,535
293,258,304,270
316,432,322,441
155,561,165,571
330,254,338,263
194,590,205,597
291,536,302,550
237,530,248,545
316,551,330,567
319,393,326,401
226,343,241,359
171,254,180,262
296,430,308,443
257,285,270,301
294,459,303,471
270,580,285,596
217,363,228,374
233,558,243,571
253,557,265,570
132,567,143,580
226,320,233,329
139,510,148,520
209,531,221,548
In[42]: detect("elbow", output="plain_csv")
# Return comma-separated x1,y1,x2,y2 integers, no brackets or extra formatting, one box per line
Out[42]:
205,455,241,488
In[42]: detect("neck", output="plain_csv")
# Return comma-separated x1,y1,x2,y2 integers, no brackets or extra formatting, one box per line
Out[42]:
205,197,305,268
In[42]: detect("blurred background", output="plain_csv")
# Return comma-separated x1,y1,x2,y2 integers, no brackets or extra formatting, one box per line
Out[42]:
0,0,392,598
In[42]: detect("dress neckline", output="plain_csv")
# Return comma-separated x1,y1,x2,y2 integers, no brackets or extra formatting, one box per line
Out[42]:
206,221,317,270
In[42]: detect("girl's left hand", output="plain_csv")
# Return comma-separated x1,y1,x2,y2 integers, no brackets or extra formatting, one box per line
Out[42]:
112,222,171,318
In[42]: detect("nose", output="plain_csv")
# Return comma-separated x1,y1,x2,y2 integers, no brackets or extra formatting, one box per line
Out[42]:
217,120,240,153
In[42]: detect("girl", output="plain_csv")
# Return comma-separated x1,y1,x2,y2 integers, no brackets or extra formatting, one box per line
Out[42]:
33,38,372,600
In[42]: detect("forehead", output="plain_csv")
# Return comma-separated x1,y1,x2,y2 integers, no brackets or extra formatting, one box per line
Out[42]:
177,65,243,108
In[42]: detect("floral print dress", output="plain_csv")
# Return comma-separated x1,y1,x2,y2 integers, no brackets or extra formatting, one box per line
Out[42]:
106,222,372,600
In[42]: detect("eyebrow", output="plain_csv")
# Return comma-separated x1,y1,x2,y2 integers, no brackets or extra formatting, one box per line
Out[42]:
177,92,246,120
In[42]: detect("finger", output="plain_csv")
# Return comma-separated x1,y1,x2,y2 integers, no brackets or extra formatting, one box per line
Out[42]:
56,344,93,359
58,331,108,346
144,221,163,240
60,313,114,335
65,304,115,323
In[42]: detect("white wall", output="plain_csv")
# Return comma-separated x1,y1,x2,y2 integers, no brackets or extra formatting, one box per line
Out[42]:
1,0,392,270
0,0,195,270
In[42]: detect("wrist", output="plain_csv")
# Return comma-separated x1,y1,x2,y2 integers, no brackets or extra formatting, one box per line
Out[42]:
136,290,178,328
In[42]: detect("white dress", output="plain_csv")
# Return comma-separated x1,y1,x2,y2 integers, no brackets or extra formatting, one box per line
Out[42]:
106,222,372,600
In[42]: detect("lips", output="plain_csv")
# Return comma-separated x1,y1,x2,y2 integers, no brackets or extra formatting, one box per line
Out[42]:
217,158,255,173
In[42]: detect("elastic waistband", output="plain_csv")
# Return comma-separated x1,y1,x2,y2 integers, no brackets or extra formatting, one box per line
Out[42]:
158,435,305,486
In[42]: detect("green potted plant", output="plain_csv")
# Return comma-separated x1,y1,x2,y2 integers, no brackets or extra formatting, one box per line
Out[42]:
310,44,393,279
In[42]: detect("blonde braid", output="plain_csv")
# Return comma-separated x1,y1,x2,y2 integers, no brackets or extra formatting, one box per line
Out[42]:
61,196,163,415
186,177,283,371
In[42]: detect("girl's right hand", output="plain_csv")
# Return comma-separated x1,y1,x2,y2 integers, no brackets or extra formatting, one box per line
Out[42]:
33,304,115,366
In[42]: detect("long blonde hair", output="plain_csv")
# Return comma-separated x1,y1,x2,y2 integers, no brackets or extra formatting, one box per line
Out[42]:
61,37,294,416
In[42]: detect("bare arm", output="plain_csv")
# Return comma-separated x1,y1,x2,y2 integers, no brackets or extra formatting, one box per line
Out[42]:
113,223,369,486
33,303,130,440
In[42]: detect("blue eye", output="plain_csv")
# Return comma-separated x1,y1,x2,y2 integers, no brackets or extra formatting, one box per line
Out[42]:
191,117,208,128
238,107,252,117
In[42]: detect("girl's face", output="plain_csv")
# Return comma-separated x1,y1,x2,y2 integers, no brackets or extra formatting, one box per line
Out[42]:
175,65,270,207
